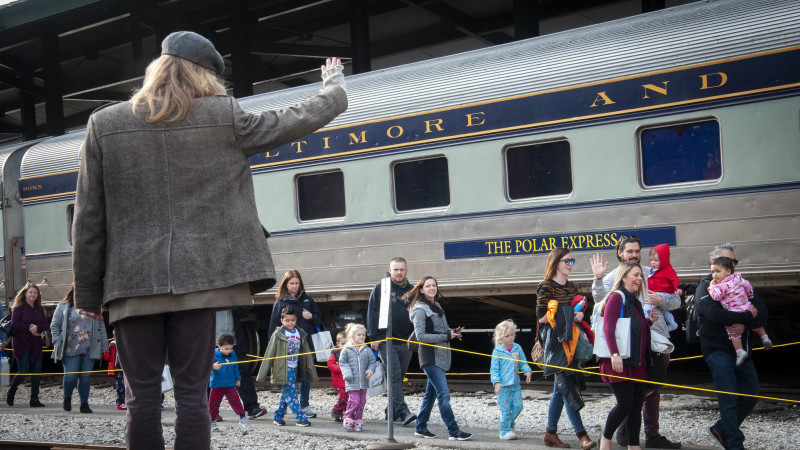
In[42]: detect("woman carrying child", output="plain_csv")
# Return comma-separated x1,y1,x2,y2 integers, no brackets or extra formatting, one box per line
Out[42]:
405,276,473,441
339,323,376,431
536,248,596,449
709,256,772,365
490,319,532,440
257,306,317,427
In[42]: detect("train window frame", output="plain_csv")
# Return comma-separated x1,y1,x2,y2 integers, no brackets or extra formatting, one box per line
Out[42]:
636,117,723,190
502,138,574,203
391,155,451,214
294,169,346,223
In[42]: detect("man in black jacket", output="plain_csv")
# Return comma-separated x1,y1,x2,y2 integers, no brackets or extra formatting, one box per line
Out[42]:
696,243,766,450
366,257,416,426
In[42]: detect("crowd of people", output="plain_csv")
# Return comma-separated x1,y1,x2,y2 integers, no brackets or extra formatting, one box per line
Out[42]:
0,30,772,450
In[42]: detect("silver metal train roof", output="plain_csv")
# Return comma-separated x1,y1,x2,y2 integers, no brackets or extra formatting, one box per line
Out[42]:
21,0,800,179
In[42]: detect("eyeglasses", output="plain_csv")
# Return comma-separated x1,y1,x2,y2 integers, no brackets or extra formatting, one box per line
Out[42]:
561,258,576,265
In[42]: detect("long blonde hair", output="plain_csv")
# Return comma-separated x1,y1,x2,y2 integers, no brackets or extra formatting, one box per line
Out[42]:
12,283,43,311
596,262,644,315
130,55,227,122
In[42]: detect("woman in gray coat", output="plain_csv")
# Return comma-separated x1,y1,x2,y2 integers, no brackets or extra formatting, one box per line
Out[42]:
50,284,108,413
405,276,472,441
71,31,347,450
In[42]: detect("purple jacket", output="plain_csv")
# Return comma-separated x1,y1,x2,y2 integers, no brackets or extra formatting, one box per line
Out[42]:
10,303,50,362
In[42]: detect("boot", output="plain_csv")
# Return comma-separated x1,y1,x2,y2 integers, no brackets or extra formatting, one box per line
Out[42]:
577,432,597,450
80,402,93,413
64,397,72,412
544,429,571,448
30,397,45,407
6,386,16,406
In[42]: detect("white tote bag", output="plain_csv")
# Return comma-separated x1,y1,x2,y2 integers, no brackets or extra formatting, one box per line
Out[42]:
593,292,631,359
311,325,334,362
161,365,174,393
0,351,10,386
367,355,387,398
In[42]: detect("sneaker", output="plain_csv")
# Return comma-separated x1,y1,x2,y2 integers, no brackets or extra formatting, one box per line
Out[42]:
296,420,311,427
500,431,518,440
30,398,45,408
210,421,219,432
214,415,223,422
449,431,473,441
331,411,343,422
762,337,774,350
300,406,317,418
239,417,252,434
116,404,127,411
399,411,417,427
273,419,286,426
644,434,682,449
735,350,749,366
415,429,437,439
708,426,726,449
247,406,267,420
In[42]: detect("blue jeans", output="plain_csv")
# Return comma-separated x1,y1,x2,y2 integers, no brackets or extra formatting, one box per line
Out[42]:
547,377,586,433
299,375,311,408
704,350,759,450
9,349,42,398
416,365,460,437
62,354,96,403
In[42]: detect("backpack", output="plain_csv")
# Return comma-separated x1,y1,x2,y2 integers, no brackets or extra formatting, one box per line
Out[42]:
684,294,701,345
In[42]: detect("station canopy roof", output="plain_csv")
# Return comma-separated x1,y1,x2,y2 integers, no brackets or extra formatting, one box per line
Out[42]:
0,0,695,143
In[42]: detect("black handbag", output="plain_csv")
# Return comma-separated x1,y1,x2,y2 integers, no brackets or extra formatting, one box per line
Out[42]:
407,331,419,352
0,312,13,338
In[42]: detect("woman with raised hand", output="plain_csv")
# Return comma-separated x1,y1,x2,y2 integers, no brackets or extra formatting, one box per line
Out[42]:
595,262,653,450
51,283,108,413
71,30,347,449
536,247,596,449
6,283,50,408
405,276,473,442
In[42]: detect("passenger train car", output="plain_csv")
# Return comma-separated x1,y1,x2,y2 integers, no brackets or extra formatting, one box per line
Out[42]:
3,0,799,353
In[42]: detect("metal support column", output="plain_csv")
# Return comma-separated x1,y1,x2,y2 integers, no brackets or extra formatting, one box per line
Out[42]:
349,0,371,74
20,81,37,141
42,30,65,136
231,0,253,98
513,0,540,40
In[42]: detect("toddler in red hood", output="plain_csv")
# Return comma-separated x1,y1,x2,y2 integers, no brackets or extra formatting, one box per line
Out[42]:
647,244,680,331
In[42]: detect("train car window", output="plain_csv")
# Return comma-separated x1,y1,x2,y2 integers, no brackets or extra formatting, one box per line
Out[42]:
67,204,75,246
393,157,450,211
640,119,721,187
505,140,572,200
296,171,346,221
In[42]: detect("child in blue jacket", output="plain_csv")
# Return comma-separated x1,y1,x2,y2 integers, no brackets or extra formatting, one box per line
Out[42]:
490,319,532,440
209,333,251,433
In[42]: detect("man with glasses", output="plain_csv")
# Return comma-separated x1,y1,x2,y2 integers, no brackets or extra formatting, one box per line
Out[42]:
695,243,766,450
591,235,682,449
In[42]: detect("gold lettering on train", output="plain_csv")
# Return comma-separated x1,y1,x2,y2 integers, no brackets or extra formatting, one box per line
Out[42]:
485,240,512,255
590,92,616,107
322,136,330,149
642,81,669,99
349,131,367,144
699,72,728,90
387,125,404,139
291,141,307,153
23,184,43,191
465,112,486,127
265,149,279,158
424,119,444,133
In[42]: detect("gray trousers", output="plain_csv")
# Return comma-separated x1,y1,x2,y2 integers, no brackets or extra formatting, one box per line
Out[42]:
379,340,413,416
115,309,216,450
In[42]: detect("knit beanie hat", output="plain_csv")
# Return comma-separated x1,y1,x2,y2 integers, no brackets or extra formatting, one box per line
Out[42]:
161,31,225,75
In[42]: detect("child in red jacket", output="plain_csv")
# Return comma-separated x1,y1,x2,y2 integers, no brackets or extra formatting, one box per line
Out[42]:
327,330,348,422
103,331,126,410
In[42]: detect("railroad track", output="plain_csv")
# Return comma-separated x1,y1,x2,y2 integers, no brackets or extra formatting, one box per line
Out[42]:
0,441,129,450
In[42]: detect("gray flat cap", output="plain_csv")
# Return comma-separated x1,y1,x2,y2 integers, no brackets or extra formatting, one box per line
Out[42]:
161,31,225,75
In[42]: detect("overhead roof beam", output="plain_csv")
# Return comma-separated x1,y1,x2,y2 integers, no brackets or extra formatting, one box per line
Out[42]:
250,43,353,58
397,0,497,46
